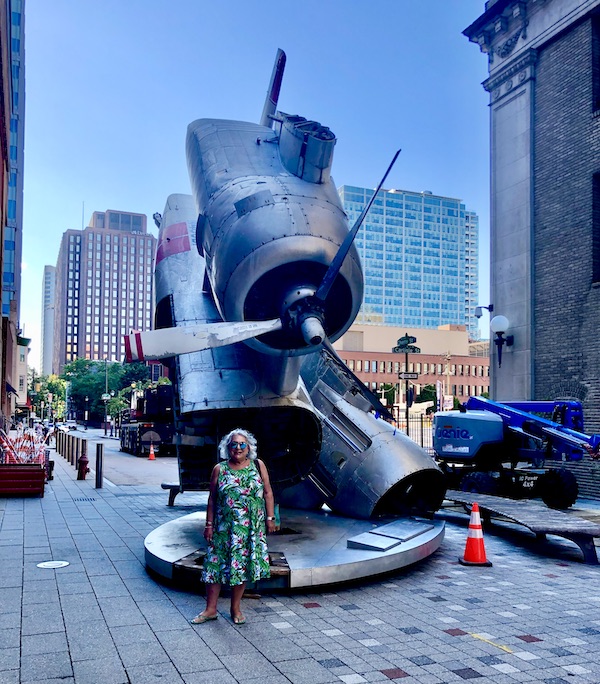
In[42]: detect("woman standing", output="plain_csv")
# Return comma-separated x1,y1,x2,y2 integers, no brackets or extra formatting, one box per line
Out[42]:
191,428,277,625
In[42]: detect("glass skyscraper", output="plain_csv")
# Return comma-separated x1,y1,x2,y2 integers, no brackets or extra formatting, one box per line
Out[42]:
3,0,24,319
339,186,479,338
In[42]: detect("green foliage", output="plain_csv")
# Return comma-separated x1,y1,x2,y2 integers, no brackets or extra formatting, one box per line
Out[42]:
415,384,436,404
60,360,153,422
121,363,151,389
27,370,66,420
380,382,396,407
26,361,164,423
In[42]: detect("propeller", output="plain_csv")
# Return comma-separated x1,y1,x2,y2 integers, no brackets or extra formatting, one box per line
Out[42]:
314,149,401,303
280,149,401,350
124,319,282,362
123,151,400,363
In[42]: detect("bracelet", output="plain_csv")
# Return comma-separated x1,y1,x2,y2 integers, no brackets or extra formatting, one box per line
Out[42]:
205,522,213,526
266,516,275,521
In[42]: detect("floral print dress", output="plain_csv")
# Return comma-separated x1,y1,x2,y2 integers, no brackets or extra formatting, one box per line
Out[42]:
202,460,271,586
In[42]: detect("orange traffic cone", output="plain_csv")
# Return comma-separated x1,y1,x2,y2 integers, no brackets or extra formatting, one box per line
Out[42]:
148,442,155,461
459,502,492,567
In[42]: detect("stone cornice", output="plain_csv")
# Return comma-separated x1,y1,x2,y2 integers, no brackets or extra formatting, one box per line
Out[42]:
464,1,529,65
483,48,537,95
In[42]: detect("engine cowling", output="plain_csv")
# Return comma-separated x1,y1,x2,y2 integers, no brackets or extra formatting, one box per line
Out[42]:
186,118,363,357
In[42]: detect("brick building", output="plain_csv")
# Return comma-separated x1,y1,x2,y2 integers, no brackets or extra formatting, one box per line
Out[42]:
52,211,156,374
465,1,600,421
333,324,490,419
466,1,600,495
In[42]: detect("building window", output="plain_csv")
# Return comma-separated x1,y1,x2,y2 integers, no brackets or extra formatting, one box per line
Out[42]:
593,15,600,112
593,173,600,283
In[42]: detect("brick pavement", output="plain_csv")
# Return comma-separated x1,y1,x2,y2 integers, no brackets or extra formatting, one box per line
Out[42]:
1,448,600,683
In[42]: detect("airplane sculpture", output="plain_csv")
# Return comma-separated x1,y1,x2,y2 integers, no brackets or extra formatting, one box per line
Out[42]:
125,49,445,520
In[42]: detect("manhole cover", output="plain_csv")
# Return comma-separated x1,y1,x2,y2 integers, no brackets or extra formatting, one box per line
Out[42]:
37,560,70,569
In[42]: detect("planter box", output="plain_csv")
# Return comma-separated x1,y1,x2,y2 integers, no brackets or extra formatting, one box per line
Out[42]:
0,464,45,497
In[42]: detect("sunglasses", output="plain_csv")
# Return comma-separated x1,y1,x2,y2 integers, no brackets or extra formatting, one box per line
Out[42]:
229,442,247,450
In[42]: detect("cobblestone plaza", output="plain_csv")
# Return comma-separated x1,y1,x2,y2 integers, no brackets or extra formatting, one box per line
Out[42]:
1,451,600,683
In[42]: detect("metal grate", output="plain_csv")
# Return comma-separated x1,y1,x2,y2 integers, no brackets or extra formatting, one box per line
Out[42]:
113,492,166,498
72,497,97,502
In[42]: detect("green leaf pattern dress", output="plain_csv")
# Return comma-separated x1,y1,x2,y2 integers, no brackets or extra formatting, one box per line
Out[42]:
202,460,271,586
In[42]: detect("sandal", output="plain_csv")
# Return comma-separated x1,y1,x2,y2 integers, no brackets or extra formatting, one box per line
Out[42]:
190,613,218,624
231,613,246,625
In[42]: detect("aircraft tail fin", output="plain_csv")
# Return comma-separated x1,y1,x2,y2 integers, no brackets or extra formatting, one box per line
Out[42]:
260,48,286,128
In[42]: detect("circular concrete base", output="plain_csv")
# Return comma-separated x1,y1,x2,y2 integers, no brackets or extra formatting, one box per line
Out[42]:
145,507,445,590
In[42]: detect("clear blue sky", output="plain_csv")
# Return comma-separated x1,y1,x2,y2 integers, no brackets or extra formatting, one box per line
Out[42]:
22,0,490,370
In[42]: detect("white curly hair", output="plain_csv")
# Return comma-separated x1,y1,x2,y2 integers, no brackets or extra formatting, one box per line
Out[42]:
218,428,258,461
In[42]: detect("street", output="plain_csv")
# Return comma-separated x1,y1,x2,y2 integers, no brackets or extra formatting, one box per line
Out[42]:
63,426,180,486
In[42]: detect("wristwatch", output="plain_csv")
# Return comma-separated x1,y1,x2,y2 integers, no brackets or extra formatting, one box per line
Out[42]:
266,516,275,521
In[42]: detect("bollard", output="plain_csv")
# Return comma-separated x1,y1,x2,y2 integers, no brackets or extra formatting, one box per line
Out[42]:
75,437,80,469
95,443,103,489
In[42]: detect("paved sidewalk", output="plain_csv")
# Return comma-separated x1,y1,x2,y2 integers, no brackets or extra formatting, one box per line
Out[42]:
1,449,600,683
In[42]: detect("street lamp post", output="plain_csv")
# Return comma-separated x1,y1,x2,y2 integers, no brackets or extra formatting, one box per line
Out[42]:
85,396,89,430
103,359,109,436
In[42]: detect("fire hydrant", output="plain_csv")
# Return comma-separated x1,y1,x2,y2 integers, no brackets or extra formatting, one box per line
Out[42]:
77,453,90,480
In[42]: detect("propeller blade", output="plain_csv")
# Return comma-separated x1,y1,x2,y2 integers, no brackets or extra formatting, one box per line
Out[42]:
124,319,283,362
315,149,401,302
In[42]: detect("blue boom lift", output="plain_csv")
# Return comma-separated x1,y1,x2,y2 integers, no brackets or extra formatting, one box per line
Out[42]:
433,397,600,509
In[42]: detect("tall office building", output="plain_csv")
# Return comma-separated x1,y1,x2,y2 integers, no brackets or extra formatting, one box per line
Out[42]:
0,0,24,426
40,265,55,375
52,210,156,374
3,0,24,320
339,186,480,338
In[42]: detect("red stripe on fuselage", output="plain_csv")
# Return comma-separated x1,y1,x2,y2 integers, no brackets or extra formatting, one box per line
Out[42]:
124,334,132,362
156,221,191,265
135,332,144,361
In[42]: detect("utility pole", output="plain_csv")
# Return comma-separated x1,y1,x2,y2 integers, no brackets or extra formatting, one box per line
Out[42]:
103,358,110,436
444,351,452,410
393,333,420,437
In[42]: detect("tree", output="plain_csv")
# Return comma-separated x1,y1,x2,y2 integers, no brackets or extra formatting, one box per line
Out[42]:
26,370,67,421
46,375,67,420
380,383,396,407
121,363,151,389
415,384,436,404
60,360,157,424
